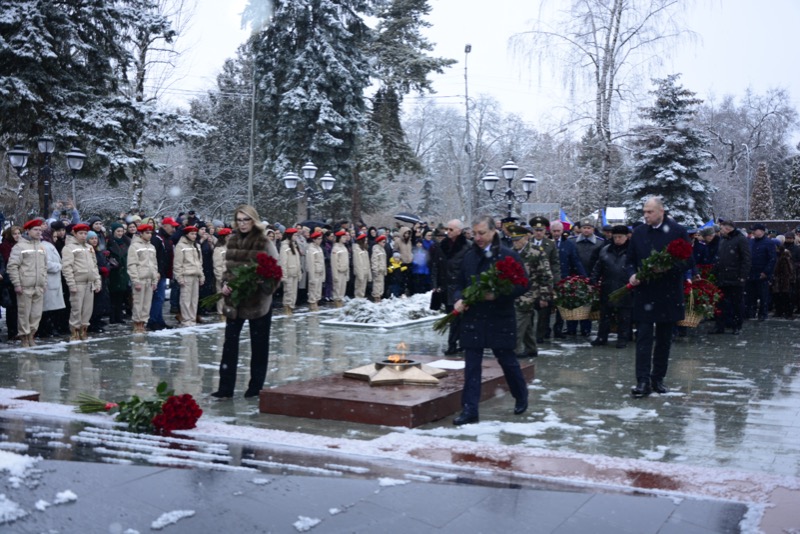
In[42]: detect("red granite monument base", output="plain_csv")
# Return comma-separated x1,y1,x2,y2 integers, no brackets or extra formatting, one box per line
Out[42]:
259,356,535,428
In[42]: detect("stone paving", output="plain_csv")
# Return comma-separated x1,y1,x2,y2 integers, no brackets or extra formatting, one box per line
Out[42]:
0,305,799,531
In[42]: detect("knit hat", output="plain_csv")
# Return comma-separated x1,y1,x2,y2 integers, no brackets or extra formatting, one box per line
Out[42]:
87,230,98,239
110,222,124,233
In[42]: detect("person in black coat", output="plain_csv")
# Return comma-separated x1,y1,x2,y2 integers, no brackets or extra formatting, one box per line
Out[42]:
745,223,776,321
430,219,471,355
626,197,692,398
712,220,751,334
451,215,530,425
591,225,632,348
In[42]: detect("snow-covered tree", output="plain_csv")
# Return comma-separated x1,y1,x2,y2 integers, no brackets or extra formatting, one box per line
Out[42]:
623,75,712,227
246,0,372,224
750,161,774,221
786,156,800,219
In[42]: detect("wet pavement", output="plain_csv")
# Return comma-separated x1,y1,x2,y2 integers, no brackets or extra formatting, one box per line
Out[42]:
0,303,799,532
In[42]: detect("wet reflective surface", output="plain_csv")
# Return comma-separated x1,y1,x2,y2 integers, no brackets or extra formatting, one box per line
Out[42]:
1,311,798,479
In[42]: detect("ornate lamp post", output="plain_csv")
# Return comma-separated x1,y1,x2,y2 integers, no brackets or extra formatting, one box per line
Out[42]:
282,161,335,220
6,138,86,217
481,160,536,219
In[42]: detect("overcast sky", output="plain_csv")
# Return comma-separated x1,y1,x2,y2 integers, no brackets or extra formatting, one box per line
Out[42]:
168,0,800,141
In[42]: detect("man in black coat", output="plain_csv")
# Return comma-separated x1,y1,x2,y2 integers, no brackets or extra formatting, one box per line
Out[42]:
452,215,530,425
712,219,751,334
431,219,471,355
626,197,691,397
591,225,632,348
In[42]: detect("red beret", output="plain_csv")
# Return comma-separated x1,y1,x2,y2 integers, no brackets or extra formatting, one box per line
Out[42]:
183,226,198,233
375,235,386,243
72,223,90,232
161,217,180,227
334,230,347,237
356,233,367,241
217,228,232,236
23,218,44,230
309,231,322,239
137,224,154,233
284,227,298,235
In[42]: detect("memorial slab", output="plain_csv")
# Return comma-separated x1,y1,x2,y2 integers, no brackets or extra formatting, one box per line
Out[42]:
259,355,536,428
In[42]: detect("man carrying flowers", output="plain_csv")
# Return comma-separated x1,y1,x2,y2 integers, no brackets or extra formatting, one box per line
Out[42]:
626,196,693,398
451,215,531,425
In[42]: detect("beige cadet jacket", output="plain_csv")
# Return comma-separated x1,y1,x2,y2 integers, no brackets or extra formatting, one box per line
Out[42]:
7,236,47,289
371,244,387,277
332,242,350,278
212,245,227,282
127,234,159,284
306,242,325,278
62,234,101,290
353,246,372,281
280,244,302,278
173,236,204,284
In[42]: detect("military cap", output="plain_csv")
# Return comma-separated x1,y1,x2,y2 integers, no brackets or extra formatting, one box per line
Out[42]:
579,218,595,228
528,216,550,229
500,216,518,225
508,225,531,240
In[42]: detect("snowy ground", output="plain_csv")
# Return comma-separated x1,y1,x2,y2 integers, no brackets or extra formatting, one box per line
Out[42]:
0,300,799,531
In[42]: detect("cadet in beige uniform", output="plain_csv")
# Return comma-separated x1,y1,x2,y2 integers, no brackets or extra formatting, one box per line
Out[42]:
279,228,301,315
62,223,101,340
352,233,372,299
371,235,388,302
127,224,158,333
331,230,350,307
6,218,47,347
173,226,204,327
305,231,325,311
212,228,232,320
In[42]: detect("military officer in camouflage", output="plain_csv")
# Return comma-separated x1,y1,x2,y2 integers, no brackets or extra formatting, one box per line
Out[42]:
529,216,560,343
510,225,554,358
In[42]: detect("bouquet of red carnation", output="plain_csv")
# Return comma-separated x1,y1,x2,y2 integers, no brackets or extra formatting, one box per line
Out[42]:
432,255,529,334
683,278,723,319
75,382,203,435
609,238,692,303
200,251,282,308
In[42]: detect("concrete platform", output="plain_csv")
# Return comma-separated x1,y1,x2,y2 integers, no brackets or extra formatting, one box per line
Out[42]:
260,356,536,427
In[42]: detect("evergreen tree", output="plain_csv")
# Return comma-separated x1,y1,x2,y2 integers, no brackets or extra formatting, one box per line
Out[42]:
750,161,774,220
786,156,800,219
247,0,372,223
622,75,713,227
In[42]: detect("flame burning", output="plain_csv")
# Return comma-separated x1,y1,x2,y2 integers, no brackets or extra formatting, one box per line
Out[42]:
387,342,409,363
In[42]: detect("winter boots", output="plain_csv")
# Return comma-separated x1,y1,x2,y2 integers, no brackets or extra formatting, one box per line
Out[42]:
284,306,293,316
70,328,80,341
79,326,88,341
308,302,319,312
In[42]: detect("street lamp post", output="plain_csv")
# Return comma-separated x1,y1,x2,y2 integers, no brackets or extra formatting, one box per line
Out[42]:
282,161,335,220
6,138,86,217
481,160,537,219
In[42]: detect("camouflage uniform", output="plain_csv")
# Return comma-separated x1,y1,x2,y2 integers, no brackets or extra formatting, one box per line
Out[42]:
515,243,554,357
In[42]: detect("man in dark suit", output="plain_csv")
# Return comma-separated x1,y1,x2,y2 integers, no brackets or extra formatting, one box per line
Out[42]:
452,215,530,425
529,216,560,343
626,197,692,397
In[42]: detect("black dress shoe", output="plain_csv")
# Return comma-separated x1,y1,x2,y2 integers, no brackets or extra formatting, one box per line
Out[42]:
615,341,628,349
631,381,652,398
590,338,607,346
553,332,566,339
443,347,460,356
513,399,528,415
244,388,261,398
453,412,479,426
732,328,741,335
210,391,233,399
651,379,668,394
710,328,725,334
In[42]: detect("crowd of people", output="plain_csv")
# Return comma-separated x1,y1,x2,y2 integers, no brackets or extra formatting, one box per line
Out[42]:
1,197,797,410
